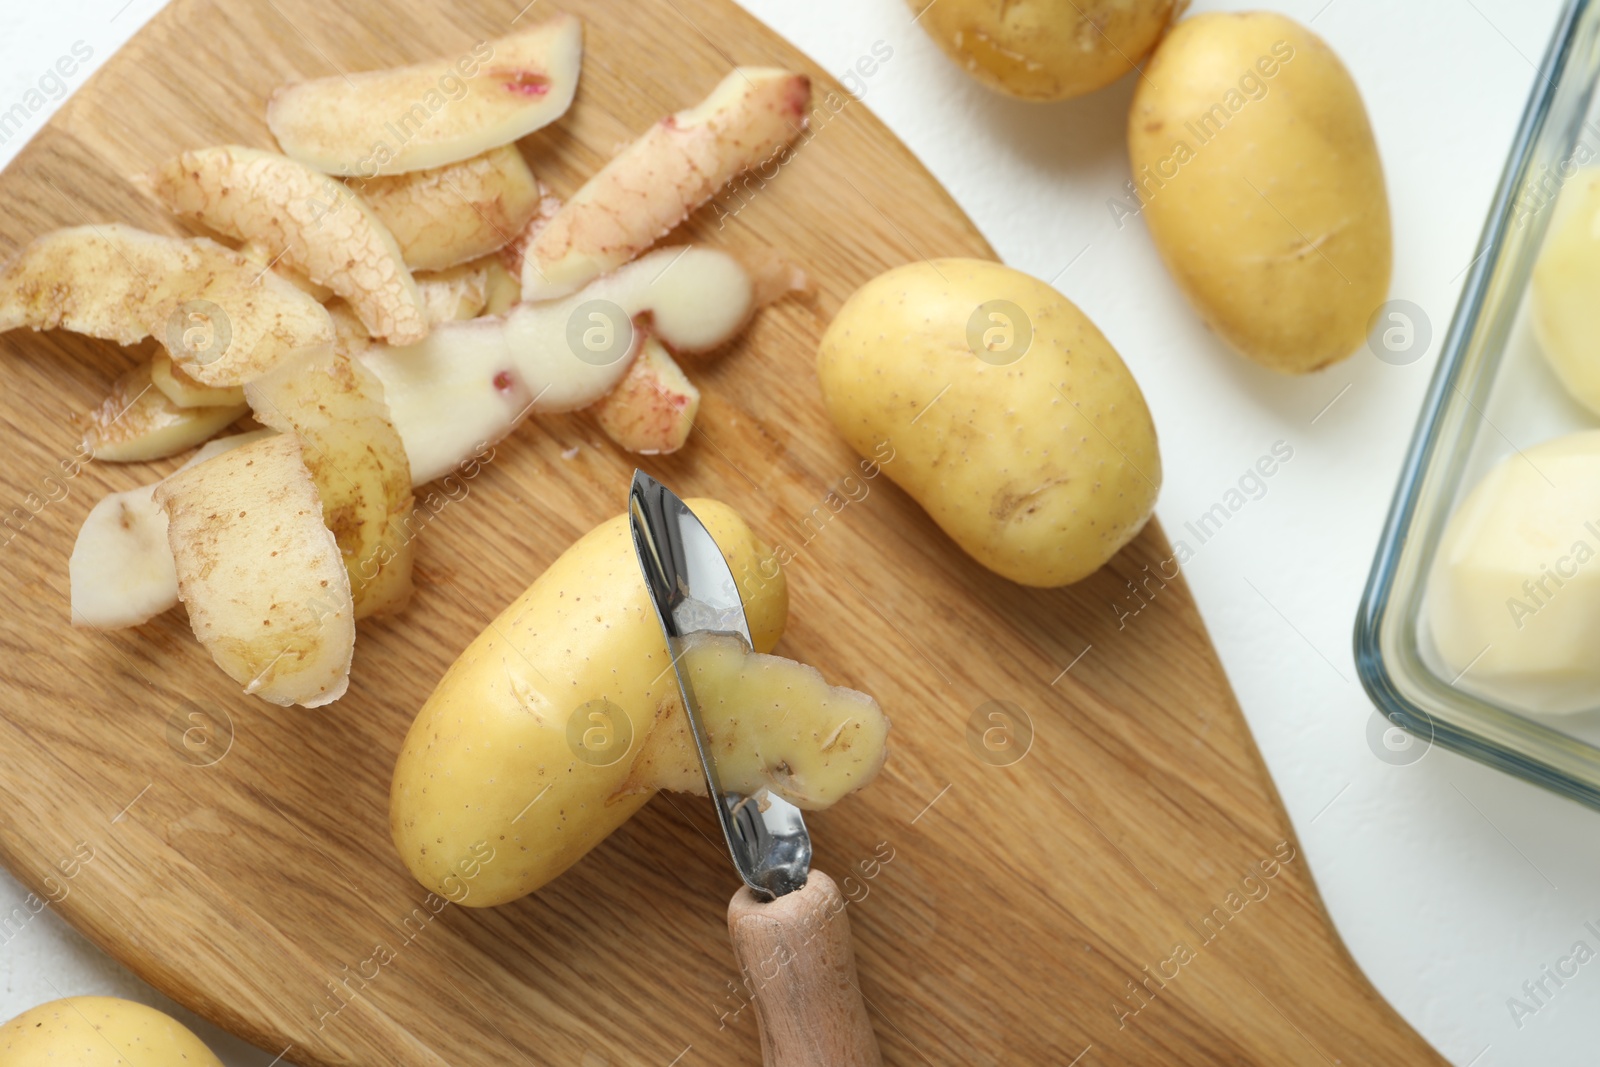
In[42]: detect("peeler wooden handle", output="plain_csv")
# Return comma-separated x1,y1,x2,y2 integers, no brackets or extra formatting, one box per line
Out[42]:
726,869,883,1067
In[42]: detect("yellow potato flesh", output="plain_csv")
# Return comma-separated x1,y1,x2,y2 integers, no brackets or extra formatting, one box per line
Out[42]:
1128,11,1390,373
620,632,888,806
1425,431,1600,715
818,258,1160,587
146,145,428,346
391,499,803,906
0,997,223,1067
915,0,1181,101
1532,169,1600,415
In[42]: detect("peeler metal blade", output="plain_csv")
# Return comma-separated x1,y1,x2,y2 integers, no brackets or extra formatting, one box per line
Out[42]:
628,470,811,901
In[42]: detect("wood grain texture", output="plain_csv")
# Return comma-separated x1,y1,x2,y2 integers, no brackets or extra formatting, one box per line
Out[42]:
727,871,882,1067
0,0,1444,1064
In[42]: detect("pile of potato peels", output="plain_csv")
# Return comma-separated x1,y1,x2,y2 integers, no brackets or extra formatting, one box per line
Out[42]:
0,14,811,707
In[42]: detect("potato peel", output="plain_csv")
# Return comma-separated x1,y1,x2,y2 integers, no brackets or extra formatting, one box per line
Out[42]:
267,15,583,177
616,632,889,808
155,433,355,708
521,67,811,299
591,335,700,454
82,360,247,463
146,145,429,345
245,348,415,619
0,224,333,386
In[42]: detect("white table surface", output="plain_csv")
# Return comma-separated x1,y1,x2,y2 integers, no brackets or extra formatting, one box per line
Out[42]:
0,0,1591,1064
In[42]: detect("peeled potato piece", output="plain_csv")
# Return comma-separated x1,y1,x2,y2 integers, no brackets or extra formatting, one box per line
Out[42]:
155,433,355,707
0,224,333,386
146,145,428,345
245,348,415,619
358,145,542,272
521,67,811,299
70,430,272,630
1532,169,1600,416
82,361,247,462
1426,431,1600,714
592,334,700,454
267,16,583,176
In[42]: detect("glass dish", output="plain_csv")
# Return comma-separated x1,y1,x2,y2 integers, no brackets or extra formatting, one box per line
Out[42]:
1356,0,1600,808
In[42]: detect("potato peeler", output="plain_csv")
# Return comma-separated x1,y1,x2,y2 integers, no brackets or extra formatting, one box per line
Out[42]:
628,470,882,1067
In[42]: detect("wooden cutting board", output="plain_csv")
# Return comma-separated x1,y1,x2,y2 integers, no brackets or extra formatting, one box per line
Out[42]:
0,0,1442,1064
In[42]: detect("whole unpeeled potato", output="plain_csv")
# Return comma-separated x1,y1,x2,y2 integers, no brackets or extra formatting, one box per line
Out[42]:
914,0,1185,101
817,259,1160,587
1128,12,1391,373
0,998,223,1066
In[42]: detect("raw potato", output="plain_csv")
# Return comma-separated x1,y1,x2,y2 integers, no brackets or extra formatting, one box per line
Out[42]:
1531,168,1600,415
391,499,878,906
358,145,542,271
618,631,887,805
0,224,333,386
70,431,273,630
156,433,355,707
521,67,811,299
363,245,756,483
0,997,223,1067
1128,11,1390,373
267,16,583,176
1425,431,1600,715
82,360,246,462
592,334,700,454
818,259,1160,587
150,350,246,408
146,145,429,345
915,0,1183,101
246,348,415,618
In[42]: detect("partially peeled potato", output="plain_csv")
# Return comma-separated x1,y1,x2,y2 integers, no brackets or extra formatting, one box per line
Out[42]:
390,500,887,905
